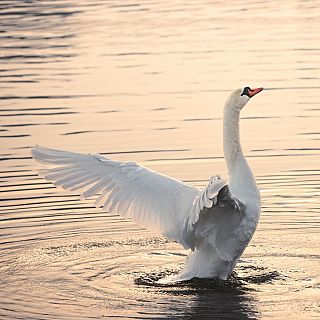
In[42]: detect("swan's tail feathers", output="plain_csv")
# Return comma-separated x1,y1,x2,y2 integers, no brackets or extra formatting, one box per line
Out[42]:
31,145,198,243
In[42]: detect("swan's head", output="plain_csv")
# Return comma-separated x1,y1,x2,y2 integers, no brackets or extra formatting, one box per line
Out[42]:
226,86,263,111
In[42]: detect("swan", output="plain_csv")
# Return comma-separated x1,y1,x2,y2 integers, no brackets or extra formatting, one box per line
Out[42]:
32,86,263,282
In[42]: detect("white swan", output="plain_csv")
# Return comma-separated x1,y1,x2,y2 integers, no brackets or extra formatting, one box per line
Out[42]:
32,86,263,282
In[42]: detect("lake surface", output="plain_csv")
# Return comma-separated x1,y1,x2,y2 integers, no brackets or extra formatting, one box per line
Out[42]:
0,0,319,319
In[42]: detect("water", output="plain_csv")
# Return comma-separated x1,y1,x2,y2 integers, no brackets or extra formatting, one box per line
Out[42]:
0,0,319,318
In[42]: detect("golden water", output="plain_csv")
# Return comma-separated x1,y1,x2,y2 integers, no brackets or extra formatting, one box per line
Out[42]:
0,0,319,318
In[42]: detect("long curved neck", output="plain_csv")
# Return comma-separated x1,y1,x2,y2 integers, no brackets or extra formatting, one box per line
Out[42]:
223,104,258,199
223,106,244,176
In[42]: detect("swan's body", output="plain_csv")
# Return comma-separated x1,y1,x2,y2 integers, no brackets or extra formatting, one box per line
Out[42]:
32,87,263,282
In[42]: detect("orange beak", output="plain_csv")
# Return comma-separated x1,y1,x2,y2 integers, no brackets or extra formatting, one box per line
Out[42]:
248,87,263,97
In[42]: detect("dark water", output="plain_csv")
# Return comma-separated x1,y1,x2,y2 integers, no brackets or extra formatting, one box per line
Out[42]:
0,0,319,319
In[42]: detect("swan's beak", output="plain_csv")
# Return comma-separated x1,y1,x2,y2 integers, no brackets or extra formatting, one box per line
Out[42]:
249,87,263,98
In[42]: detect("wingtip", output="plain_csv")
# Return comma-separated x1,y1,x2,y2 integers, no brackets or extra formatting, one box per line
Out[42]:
31,145,37,158
31,144,54,165
31,144,42,153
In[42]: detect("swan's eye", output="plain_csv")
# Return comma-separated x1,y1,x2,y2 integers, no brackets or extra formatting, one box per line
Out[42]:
241,87,251,97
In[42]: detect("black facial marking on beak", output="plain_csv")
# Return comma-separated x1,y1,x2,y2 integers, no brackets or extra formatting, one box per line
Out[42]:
241,86,251,97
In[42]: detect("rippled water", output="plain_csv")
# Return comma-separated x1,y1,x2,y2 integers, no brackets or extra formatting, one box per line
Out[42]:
1,0,319,319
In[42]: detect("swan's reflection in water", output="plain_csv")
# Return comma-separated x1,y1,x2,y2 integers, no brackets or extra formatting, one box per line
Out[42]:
135,269,273,319
182,290,257,320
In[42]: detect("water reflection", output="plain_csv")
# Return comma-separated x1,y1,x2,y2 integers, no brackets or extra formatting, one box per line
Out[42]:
182,290,258,320
0,0,79,97
135,265,284,319
0,0,319,319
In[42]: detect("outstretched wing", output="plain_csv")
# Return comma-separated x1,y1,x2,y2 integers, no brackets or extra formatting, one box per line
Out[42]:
182,175,244,252
32,145,198,242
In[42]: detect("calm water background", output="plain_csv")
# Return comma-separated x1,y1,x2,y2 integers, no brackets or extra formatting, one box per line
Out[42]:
0,0,319,319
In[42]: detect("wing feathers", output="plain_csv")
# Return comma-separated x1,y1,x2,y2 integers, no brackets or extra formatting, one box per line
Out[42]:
185,176,227,233
32,145,198,243
70,177,97,192
81,179,108,199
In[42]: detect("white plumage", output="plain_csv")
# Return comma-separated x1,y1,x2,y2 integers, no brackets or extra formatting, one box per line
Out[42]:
33,146,198,243
32,86,263,282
